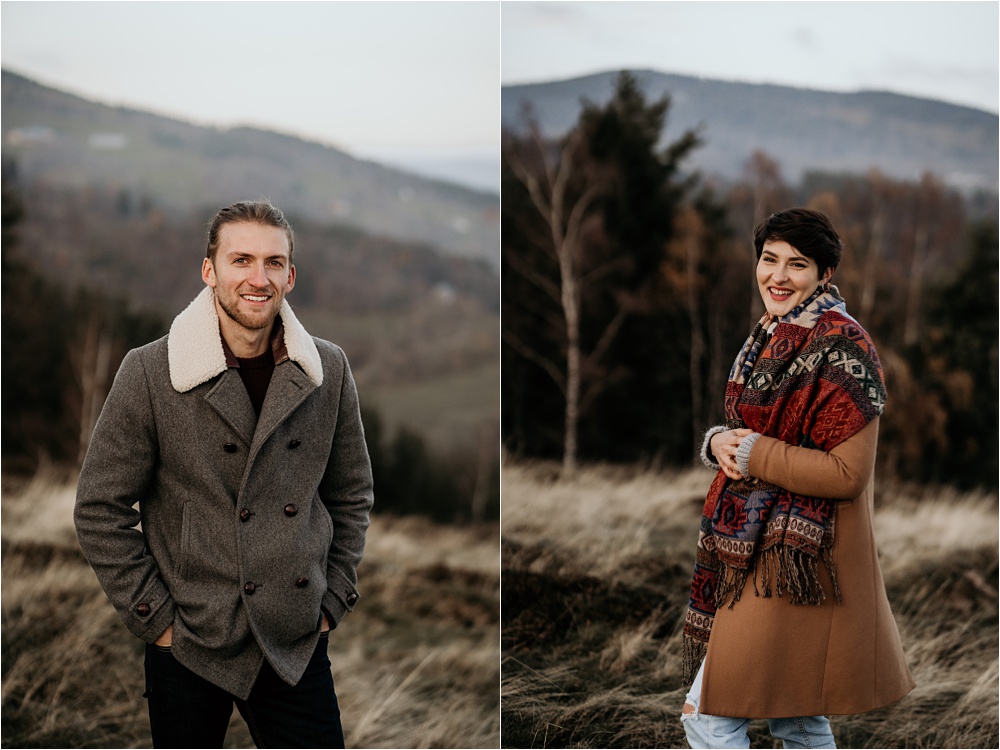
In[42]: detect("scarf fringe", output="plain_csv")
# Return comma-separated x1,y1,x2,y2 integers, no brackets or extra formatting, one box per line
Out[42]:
683,634,708,686
712,545,842,609
714,565,750,610
682,547,843,688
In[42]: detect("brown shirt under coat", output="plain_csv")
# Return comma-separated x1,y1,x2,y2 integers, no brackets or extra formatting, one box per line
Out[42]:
220,318,289,417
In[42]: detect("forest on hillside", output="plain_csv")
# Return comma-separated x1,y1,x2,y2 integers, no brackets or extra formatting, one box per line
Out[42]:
502,72,999,489
2,69,501,267
1,168,500,523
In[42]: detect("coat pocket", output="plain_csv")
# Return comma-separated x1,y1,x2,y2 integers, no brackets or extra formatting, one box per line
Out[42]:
177,502,192,579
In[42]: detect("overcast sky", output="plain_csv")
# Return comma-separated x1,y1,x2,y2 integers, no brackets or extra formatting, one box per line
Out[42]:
1,1,500,179
2,1,996,191
503,1,999,114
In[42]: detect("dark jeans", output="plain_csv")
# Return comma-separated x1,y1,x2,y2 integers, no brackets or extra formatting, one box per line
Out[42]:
143,632,344,748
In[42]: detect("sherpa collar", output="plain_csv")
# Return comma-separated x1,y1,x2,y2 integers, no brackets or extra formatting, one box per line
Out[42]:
167,287,323,392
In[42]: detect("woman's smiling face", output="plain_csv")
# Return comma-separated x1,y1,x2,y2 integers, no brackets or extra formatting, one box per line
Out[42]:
756,240,833,318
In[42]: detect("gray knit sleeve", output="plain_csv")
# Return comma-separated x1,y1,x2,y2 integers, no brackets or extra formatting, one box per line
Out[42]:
735,432,762,478
700,425,728,470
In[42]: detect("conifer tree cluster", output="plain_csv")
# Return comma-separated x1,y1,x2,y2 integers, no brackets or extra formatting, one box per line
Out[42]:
502,72,998,489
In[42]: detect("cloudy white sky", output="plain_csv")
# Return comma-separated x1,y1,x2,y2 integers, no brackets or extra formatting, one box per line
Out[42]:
503,1,999,114
3,1,996,192
1,1,500,188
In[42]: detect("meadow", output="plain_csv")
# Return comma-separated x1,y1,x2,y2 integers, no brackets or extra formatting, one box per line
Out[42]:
1,468,500,748
501,460,999,749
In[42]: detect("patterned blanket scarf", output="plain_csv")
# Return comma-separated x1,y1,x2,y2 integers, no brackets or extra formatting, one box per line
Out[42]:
682,286,886,684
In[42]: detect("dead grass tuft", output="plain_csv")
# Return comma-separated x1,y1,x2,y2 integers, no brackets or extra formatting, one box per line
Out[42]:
501,458,998,749
2,474,499,748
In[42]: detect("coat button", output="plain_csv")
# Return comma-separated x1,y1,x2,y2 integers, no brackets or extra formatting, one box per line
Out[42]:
223,442,238,453
239,509,251,522
284,503,298,517
136,603,151,617
244,582,256,595
346,593,358,607
295,577,309,588
288,439,301,449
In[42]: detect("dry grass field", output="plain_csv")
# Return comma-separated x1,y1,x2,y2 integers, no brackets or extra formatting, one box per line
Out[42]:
1,468,500,748
501,460,999,749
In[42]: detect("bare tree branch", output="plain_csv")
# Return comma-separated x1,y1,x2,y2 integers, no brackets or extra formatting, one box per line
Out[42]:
502,330,567,394
585,305,629,372
503,245,562,304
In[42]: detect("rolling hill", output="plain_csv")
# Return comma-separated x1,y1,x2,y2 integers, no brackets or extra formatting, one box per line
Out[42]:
2,69,501,456
502,69,998,194
2,69,500,268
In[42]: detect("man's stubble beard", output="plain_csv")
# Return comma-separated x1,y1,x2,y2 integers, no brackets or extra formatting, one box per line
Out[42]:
215,288,279,332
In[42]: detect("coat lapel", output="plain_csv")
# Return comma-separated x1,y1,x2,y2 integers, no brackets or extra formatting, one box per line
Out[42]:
249,361,318,462
167,287,324,462
204,369,258,447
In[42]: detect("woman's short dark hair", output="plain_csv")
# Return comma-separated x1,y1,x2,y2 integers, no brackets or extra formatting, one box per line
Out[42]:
753,208,842,276
206,200,295,263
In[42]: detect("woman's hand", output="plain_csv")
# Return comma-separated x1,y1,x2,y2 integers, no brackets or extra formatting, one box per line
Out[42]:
710,428,753,480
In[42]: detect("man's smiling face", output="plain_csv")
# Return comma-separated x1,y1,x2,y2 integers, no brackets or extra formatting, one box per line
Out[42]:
202,221,296,334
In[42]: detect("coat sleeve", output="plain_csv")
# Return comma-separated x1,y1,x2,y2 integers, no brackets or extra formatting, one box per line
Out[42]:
746,418,879,500
318,348,374,627
73,348,177,642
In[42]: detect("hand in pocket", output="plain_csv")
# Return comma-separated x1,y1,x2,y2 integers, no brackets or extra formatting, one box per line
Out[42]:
155,623,173,647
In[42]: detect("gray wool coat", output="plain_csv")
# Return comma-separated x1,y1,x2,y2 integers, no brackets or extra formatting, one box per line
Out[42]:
74,287,374,699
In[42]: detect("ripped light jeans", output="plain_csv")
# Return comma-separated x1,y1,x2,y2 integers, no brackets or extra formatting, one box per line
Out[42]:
680,660,837,749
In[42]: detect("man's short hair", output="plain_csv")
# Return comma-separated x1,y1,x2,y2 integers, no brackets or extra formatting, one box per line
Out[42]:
206,201,295,263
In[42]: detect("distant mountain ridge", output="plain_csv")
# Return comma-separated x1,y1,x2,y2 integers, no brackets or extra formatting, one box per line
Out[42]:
502,69,998,194
2,69,499,267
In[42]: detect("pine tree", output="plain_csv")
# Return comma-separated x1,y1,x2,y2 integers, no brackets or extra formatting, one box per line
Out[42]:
502,71,720,472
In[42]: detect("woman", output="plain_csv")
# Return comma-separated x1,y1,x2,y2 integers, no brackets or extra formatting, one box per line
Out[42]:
680,208,914,749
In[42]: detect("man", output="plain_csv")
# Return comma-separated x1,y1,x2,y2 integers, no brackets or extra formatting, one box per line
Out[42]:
74,201,373,748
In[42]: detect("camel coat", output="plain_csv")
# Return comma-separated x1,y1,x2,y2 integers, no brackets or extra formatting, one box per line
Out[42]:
699,418,915,718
